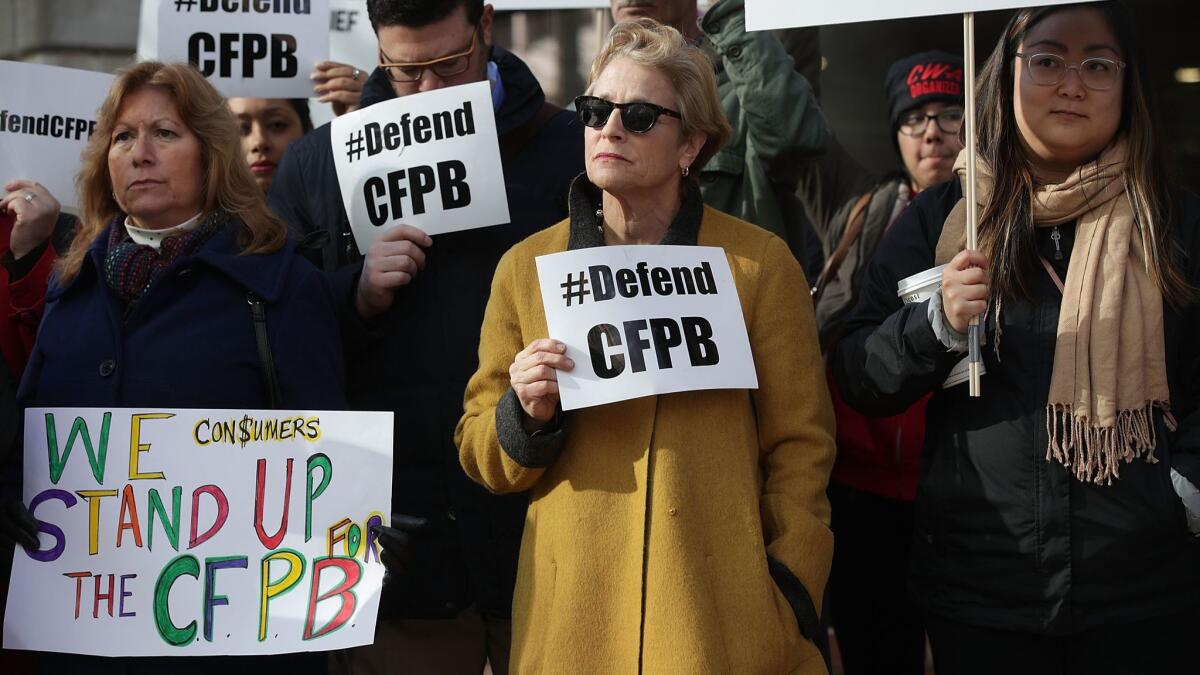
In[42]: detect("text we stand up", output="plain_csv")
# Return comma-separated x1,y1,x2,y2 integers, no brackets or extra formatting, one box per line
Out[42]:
7,408,393,655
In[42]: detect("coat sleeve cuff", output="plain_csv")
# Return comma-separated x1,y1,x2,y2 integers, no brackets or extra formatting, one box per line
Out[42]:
1171,453,1200,535
335,261,387,345
927,290,969,353
495,388,566,469
766,555,823,644
7,239,56,313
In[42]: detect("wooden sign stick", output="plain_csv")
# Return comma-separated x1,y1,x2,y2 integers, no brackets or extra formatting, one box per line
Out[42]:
964,11,982,397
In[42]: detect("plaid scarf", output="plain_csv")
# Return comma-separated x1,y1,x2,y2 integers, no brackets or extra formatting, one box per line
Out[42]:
104,210,227,307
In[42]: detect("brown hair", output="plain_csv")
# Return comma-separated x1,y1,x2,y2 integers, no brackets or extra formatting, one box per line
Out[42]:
587,19,732,176
60,61,286,283
974,1,1194,306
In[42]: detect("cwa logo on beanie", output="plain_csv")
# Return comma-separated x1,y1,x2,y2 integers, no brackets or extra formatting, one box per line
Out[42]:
885,51,965,131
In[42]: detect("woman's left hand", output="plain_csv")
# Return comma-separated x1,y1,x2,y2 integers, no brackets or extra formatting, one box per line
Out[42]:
0,179,61,260
311,60,366,117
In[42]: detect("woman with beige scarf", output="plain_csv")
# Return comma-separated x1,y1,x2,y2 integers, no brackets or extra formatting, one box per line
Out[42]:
832,3,1200,674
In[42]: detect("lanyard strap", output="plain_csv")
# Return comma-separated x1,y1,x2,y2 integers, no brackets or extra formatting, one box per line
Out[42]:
1040,256,1066,295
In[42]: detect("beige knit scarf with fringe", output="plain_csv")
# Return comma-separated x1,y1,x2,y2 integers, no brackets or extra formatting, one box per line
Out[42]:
936,140,1170,485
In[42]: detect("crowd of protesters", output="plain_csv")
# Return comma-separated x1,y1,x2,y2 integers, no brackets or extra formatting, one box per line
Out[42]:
0,1,1198,674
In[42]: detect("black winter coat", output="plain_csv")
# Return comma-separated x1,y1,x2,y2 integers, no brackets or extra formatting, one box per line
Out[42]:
833,179,1200,635
268,47,584,620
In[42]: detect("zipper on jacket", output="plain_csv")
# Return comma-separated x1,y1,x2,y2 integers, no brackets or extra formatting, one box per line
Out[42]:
1051,226,1064,261
636,396,661,675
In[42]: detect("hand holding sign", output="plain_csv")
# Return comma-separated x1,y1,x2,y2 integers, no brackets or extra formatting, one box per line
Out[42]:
0,499,39,551
355,224,433,319
311,60,365,117
371,513,430,577
942,249,990,334
536,246,757,411
510,339,575,426
1,179,62,259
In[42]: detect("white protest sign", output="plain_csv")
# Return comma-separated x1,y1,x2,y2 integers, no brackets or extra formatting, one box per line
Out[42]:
332,80,509,247
329,0,377,81
137,0,158,60
3,407,393,657
536,246,758,410
492,1,608,8
0,61,113,212
307,0,381,128
745,0,1088,30
157,0,331,98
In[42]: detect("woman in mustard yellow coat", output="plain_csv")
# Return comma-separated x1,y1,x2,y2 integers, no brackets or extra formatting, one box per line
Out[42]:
456,20,836,675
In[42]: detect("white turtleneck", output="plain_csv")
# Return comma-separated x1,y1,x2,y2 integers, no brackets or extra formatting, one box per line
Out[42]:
124,212,203,250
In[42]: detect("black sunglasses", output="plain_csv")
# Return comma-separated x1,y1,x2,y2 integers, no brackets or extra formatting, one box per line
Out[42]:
574,95,682,134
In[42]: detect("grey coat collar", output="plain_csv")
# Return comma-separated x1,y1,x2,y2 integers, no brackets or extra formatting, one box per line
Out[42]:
566,173,704,250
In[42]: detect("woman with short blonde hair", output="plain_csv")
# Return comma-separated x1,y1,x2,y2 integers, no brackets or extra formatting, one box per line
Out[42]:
587,19,731,177
458,19,835,675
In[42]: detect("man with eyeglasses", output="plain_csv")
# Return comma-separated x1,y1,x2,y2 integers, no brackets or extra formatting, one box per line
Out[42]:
798,50,964,675
267,2,583,674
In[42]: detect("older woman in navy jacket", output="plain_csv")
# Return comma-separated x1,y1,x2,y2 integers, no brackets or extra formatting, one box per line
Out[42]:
6,61,345,674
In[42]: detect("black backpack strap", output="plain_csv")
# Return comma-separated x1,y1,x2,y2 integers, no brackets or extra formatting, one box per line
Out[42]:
499,101,562,161
247,293,282,409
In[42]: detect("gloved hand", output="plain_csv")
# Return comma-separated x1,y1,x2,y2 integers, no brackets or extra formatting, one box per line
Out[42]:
0,499,39,551
371,513,431,581
1170,460,1200,536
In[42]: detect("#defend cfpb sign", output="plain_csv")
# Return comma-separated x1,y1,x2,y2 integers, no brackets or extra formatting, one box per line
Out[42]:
0,61,113,212
536,246,758,411
157,0,330,98
331,81,510,250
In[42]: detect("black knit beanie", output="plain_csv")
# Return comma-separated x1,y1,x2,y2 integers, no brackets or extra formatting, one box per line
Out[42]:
885,51,965,131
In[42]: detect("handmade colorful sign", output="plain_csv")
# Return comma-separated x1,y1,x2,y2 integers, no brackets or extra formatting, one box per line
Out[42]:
156,0,331,98
0,61,113,212
536,245,758,410
3,407,393,657
744,0,1088,30
331,80,509,248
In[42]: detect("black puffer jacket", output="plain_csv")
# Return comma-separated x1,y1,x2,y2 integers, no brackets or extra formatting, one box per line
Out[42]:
833,179,1200,635
268,47,584,620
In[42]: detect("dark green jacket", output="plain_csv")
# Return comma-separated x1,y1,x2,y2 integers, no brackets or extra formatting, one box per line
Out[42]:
699,0,829,244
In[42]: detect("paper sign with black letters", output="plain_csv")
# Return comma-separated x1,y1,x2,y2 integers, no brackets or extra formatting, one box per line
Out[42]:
331,81,509,249
492,1,608,8
157,0,331,98
328,0,376,82
745,0,1087,30
3,407,393,657
304,0,381,128
536,245,758,411
0,61,113,212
